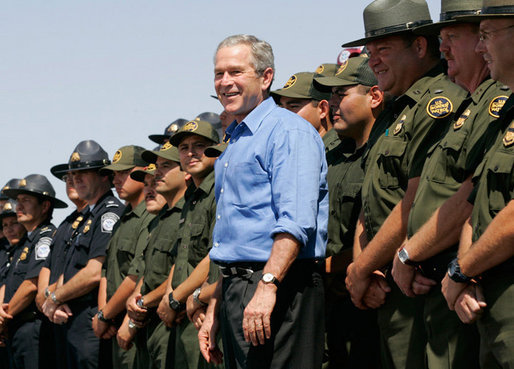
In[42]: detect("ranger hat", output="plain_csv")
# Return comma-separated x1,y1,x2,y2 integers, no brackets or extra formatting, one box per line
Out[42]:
130,164,157,183
101,145,147,173
343,0,433,47
415,0,483,35
204,142,228,158
458,0,514,21
314,63,340,77
3,174,68,208
271,72,332,101
169,119,220,147
66,140,110,172
0,199,17,228
50,164,69,181
1,178,20,200
315,57,377,88
142,142,180,164
148,118,188,144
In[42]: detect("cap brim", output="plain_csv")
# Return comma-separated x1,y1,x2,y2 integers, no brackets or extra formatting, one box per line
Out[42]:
314,76,358,88
270,90,311,99
100,163,135,172
169,131,217,147
142,150,158,164
148,134,169,144
204,142,228,158
130,170,153,183
3,188,68,209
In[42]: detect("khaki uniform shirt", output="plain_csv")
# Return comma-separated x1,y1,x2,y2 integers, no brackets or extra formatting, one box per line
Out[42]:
361,65,467,240
104,201,155,299
140,199,184,295
171,171,216,289
323,128,341,154
408,80,510,237
326,137,366,257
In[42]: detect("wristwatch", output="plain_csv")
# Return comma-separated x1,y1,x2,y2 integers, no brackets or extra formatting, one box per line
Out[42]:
397,247,417,266
44,287,51,298
447,258,472,283
168,292,186,312
128,320,137,330
97,310,110,323
193,288,207,307
261,272,279,286
136,296,148,310
50,292,62,305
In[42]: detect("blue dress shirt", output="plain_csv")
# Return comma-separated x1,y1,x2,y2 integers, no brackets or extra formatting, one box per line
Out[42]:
209,97,328,263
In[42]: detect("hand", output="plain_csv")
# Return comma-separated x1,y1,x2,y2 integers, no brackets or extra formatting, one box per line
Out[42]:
52,304,72,325
345,262,372,310
441,274,469,310
242,282,276,346
0,303,13,326
126,294,147,322
92,313,110,338
116,319,136,351
157,294,177,328
392,254,416,297
186,294,205,323
454,284,487,324
42,298,61,321
411,270,437,295
362,271,391,309
102,324,118,340
192,307,206,330
199,304,223,365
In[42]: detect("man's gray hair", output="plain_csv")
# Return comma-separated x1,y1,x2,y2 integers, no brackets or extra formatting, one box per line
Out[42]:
215,34,275,76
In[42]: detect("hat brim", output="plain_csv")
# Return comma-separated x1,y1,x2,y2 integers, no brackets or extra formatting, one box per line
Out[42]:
142,149,180,164
314,76,359,88
100,163,135,173
50,163,70,181
3,188,68,209
204,142,228,158
169,131,217,147
456,13,514,22
413,19,458,35
130,169,153,183
342,29,415,47
148,134,169,144
270,90,312,99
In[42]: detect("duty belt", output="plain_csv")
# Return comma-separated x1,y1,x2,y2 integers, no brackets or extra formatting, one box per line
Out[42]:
219,266,254,279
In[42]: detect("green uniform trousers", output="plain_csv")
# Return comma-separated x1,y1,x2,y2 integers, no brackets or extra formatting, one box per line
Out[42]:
134,315,175,369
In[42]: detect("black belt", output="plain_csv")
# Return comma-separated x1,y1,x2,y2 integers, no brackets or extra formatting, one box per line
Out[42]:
219,265,255,279
217,259,322,279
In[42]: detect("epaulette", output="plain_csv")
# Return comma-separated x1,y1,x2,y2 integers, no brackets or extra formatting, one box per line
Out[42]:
106,200,120,208
40,226,53,234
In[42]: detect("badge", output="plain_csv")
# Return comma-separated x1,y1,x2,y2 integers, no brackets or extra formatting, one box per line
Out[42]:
145,164,156,172
315,65,324,74
454,109,471,130
71,152,81,162
503,120,514,147
112,150,122,163
183,121,198,132
167,123,179,134
427,96,453,119
282,75,297,89
489,96,508,118
83,219,92,234
19,179,27,187
19,247,29,261
335,59,349,76
72,215,84,229
393,115,407,135
35,237,52,260
3,202,12,211
101,212,120,233
161,142,173,151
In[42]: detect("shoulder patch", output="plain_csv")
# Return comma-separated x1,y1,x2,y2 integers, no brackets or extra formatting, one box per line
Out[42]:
35,237,52,260
427,96,453,119
489,96,508,118
101,212,120,233
454,109,471,130
503,120,514,147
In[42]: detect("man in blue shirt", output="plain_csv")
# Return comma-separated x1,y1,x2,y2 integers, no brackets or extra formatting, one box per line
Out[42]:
200,34,328,369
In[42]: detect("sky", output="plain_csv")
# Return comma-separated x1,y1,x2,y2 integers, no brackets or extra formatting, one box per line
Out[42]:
2,0,441,224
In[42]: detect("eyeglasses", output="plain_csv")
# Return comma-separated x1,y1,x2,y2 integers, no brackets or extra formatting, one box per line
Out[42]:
479,25,514,42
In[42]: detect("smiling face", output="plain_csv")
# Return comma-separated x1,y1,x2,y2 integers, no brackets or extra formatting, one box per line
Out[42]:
366,35,421,96
177,135,216,182
329,85,373,138
214,44,273,123
2,215,26,245
16,193,49,230
154,157,186,197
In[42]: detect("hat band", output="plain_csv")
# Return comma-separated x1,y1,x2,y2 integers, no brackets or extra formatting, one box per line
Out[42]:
365,20,432,38
440,9,481,21
68,159,110,170
481,5,514,15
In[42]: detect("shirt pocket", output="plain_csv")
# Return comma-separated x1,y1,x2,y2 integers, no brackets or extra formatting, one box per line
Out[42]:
116,238,136,277
230,163,269,206
71,232,93,270
486,150,514,211
186,223,210,269
377,138,408,189
427,132,468,184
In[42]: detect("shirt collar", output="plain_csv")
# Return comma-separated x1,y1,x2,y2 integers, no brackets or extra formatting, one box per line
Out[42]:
230,97,277,136
185,170,215,200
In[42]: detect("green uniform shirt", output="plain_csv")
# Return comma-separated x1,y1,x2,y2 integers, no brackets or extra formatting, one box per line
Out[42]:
323,128,342,153
104,201,155,299
361,65,467,240
408,80,511,237
171,171,216,289
140,199,184,295
326,137,366,257
470,94,514,248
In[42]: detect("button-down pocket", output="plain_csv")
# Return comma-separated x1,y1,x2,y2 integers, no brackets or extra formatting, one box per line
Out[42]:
486,150,514,211
185,223,210,269
116,238,136,277
146,239,175,283
427,132,468,184
377,139,408,189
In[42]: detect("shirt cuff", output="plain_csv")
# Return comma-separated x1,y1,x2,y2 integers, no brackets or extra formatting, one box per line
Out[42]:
270,218,308,246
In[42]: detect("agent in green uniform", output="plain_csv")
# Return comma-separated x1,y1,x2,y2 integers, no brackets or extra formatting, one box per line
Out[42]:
441,1,514,368
390,1,511,367
343,1,468,368
271,71,333,140
124,142,187,369
156,119,221,369
92,145,155,369
315,56,384,369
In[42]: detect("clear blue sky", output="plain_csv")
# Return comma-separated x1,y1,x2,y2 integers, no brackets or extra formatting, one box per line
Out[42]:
2,0,440,223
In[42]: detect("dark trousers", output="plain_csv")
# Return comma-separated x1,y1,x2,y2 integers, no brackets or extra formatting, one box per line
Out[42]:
219,260,325,369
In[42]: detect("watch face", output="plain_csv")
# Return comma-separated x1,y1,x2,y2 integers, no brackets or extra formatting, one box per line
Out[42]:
262,273,274,283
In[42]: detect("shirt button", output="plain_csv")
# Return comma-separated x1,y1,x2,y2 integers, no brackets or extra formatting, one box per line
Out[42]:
193,201,197,205
214,242,219,247
217,215,221,220
220,188,224,193
224,163,228,168
494,165,499,171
